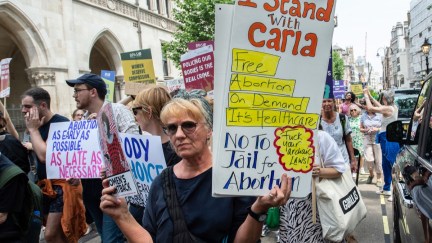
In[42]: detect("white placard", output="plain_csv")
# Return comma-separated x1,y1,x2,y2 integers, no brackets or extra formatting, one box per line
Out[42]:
213,0,336,197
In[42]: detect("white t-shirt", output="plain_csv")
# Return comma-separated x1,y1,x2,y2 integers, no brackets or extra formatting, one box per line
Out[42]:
316,130,346,174
320,113,352,164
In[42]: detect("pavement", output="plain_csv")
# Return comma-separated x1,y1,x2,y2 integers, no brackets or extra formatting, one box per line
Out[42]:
40,172,385,243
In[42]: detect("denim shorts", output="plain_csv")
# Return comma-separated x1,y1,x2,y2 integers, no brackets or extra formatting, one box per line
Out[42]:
43,185,64,214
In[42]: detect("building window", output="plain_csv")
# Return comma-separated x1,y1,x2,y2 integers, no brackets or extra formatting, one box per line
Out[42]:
397,65,401,72
156,0,161,14
429,27,431,32
420,32,423,38
165,0,170,17
397,57,400,64
161,43,169,77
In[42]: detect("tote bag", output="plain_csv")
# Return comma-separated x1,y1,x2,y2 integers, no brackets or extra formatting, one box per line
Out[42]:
315,164,367,242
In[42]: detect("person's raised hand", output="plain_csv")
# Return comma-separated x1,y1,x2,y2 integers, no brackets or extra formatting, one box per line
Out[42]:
25,107,45,131
252,174,291,212
100,179,128,220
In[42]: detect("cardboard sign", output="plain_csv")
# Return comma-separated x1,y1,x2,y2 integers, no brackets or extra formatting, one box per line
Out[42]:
101,70,115,102
46,120,103,179
212,1,336,197
97,103,138,198
0,58,12,98
119,133,167,207
188,40,215,51
333,80,346,99
121,49,156,95
165,78,186,93
350,84,363,98
180,45,214,92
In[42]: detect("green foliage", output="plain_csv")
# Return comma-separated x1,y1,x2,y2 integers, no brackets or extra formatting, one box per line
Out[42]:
332,51,344,81
162,0,233,68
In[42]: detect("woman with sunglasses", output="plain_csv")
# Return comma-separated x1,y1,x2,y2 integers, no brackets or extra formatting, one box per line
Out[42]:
349,104,365,176
100,90,291,242
132,85,182,167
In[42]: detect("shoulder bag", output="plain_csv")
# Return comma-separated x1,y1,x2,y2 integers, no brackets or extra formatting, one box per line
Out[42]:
315,146,367,242
162,166,206,243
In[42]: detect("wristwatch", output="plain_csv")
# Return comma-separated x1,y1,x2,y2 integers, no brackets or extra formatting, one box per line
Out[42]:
246,206,267,222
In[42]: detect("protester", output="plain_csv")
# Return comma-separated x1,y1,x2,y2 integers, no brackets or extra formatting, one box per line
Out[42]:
279,129,345,242
0,111,30,173
21,87,86,242
0,100,19,139
66,73,139,242
72,109,85,121
363,88,399,202
339,91,356,117
0,153,31,242
133,85,181,167
348,104,365,175
100,91,291,242
321,98,357,171
125,85,183,226
360,103,383,185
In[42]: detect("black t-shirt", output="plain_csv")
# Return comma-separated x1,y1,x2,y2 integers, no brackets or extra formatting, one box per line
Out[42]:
162,142,181,167
37,114,69,179
0,131,30,173
0,168,27,241
143,168,256,242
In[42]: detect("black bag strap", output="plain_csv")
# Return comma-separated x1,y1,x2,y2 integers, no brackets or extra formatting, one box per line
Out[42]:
162,167,205,243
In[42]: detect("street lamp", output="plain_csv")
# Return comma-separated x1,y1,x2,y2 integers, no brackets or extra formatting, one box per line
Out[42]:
421,38,431,75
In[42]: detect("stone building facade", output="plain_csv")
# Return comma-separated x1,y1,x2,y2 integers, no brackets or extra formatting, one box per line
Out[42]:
0,0,179,131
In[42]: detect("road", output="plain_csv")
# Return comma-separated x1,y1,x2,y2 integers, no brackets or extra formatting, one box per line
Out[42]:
41,174,393,243
261,173,394,243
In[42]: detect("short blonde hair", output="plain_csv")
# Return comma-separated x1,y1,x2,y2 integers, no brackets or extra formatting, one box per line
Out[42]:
160,98,212,129
133,85,171,120
350,104,361,112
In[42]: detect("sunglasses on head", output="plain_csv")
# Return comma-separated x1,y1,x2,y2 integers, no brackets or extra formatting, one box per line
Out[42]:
162,121,199,136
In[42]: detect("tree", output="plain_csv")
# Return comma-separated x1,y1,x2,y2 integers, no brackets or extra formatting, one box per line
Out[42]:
163,0,233,68
332,51,344,81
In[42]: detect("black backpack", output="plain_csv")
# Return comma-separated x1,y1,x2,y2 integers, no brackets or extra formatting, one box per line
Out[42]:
0,163,42,234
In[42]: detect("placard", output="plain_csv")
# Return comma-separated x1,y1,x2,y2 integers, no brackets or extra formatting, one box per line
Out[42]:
97,103,138,198
0,58,12,98
165,78,186,93
119,133,167,207
121,49,156,95
101,70,115,102
180,45,214,91
188,40,215,51
212,0,336,197
46,120,103,179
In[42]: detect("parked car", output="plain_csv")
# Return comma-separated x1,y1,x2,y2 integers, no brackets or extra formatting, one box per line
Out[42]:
387,78,432,243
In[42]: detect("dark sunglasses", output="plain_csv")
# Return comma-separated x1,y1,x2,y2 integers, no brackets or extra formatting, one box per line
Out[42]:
350,109,357,112
163,121,199,136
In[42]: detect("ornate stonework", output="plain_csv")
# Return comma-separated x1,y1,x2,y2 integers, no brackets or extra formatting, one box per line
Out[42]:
26,70,56,87
80,0,178,32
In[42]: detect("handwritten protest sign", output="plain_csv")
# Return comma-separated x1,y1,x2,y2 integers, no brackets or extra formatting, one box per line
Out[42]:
121,49,156,95
97,103,138,198
212,1,336,197
101,70,115,102
165,78,185,93
188,40,215,51
46,120,103,179
350,83,363,98
119,133,166,207
0,58,12,98
180,45,214,92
